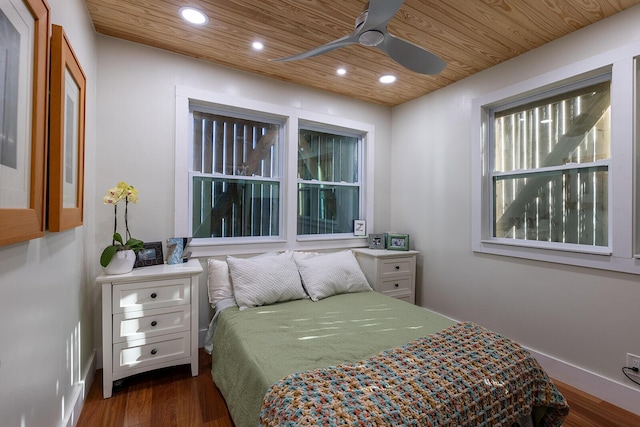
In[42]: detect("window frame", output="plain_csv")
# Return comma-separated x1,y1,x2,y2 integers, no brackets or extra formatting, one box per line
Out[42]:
175,86,375,257
297,123,365,238
188,104,285,241
472,40,639,275
635,57,640,258
487,73,612,253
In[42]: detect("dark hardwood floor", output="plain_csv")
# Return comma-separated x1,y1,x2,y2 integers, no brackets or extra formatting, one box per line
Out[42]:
77,348,640,427
77,349,232,427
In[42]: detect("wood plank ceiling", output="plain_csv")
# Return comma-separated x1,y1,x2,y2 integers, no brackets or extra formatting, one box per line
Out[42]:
84,0,640,107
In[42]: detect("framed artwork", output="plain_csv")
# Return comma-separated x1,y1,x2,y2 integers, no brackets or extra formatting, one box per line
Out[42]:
353,219,366,236
166,237,191,264
367,233,385,249
48,24,86,231
386,233,410,251
0,0,50,246
135,241,164,268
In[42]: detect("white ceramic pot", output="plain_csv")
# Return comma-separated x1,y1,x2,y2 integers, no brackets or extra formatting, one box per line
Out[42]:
103,249,136,275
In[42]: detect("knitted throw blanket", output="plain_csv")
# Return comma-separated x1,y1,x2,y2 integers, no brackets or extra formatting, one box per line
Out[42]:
259,322,569,426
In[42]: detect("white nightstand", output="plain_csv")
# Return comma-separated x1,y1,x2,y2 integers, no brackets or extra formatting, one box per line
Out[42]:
353,248,419,304
96,259,203,398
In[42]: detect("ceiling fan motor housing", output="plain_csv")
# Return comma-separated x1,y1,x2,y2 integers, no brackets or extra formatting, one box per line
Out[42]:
359,30,385,46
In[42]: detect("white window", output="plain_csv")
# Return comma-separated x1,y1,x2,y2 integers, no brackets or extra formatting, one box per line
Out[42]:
472,47,640,275
174,87,374,256
297,127,362,235
190,108,283,239
490,76,611,249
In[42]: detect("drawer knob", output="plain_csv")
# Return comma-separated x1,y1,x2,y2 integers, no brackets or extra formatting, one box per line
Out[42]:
151,321,157,327
394,283,399,288
395,265,400,270
150,348,158,355
150,292,157,299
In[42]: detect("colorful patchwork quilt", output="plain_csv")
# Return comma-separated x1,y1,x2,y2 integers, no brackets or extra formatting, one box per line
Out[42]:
259,322,569,426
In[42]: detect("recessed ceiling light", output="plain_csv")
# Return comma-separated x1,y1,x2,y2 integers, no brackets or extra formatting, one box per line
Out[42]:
379,74,397,84
336,68,347,76
252,41,264,51
179,7,208,25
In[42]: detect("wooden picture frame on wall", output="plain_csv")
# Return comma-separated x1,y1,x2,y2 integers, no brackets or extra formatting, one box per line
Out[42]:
0,0,50,246
48,24,86,231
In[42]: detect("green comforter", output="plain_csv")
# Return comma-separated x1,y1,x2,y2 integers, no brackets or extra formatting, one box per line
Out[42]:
211,291,455,427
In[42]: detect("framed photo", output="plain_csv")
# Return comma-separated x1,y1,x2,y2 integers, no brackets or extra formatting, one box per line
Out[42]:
166,237,192,264
0,0,50,246
367,233,385,249
48,24,86,231
135,241,164,268
386,233,410,251
353,219,366,236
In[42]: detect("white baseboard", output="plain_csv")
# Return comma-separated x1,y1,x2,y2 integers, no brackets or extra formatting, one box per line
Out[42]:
63,349,97,427
528,348,640,416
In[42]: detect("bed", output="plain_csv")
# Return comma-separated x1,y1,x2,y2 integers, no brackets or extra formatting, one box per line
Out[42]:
205,250,569,427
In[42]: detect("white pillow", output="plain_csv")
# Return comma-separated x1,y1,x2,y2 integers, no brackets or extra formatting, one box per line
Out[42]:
206,252,279,308
207,258,235,307
291,251,320,260
227,252,307,310
295,250,372,301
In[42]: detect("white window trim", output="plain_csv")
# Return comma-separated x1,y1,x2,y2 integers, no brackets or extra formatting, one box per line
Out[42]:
471,39,639,275
175,85,375,257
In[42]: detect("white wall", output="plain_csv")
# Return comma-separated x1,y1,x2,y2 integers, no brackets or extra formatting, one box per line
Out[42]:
391,5,640,414
94,36,392,359
0,1,98,426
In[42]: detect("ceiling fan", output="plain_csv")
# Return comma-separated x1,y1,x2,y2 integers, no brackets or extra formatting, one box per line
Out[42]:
272,0,446,75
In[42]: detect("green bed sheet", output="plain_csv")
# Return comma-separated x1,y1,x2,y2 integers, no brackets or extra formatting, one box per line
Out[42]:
211,291,456,427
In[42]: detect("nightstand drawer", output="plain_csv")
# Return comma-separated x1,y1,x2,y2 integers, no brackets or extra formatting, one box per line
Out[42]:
112,278,190,313
113,332,190,373
113,306,190,342
381,259,413,276
380,276,412,293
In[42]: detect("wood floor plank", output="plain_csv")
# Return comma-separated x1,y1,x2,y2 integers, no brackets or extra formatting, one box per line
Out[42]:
77,369,110,426
149,371,179,427
77,348,640,427
99,379,128,427
123,377,153,426
175,373,201,426
552,379,640,427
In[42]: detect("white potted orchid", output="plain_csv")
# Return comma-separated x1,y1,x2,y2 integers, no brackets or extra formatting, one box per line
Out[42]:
100,181,144,274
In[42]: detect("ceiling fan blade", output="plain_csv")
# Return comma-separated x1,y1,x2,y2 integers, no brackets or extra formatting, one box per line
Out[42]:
362,0,405,30
272,31,360,62
379,33,446,74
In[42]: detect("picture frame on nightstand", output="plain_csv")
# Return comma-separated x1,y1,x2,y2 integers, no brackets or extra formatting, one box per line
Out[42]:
134,241,164,267
386,233,410,251
368,233,386,249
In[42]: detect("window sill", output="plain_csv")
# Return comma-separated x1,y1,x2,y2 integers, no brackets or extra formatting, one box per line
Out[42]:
187,235,368,258
473,240,640,276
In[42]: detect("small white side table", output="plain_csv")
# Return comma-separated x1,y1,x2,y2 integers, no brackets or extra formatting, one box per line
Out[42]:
353,248,419,304
96,259,203,398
